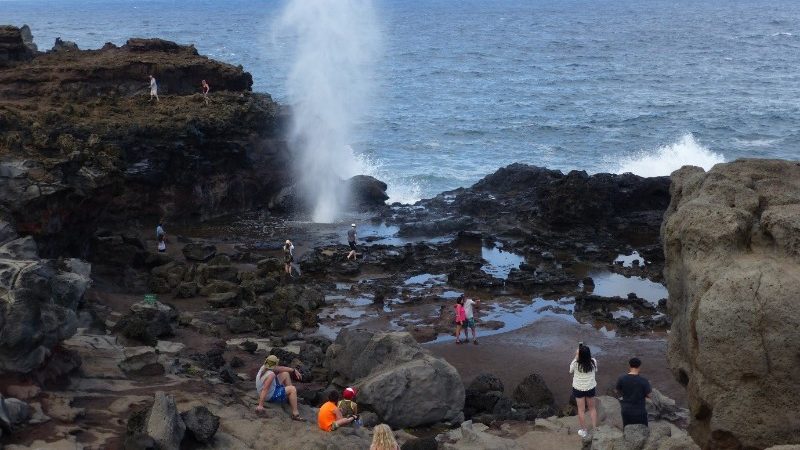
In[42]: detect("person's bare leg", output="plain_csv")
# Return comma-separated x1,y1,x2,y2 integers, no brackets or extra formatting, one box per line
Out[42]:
286,386,300,416
471,326,478,343
454,324,462,342
576,397,586,430
277,371,293,387
587,396,597,429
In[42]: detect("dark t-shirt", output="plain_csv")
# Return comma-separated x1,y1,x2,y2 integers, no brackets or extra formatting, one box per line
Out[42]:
616,374,651,414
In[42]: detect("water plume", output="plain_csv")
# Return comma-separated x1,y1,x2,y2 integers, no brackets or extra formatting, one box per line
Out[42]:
276,0,380,222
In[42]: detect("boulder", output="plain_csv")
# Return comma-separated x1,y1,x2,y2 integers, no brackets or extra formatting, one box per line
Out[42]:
3,397,31,426
346,175,389,207
325,329,464,428
512,372,556,411
113,301,177,346
182,243,216,262
180,405,219,443
662,160,800,448
119,346,163,376
468,373,505,393
176,281,198,298
145,392,185,450
0,26,34,64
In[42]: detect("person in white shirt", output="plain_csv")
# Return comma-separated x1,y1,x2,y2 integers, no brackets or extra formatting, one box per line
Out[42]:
461,295,480,345
149,75,159,102
569,343,598,438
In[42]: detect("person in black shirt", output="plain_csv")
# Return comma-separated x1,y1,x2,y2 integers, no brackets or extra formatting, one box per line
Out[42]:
616,357,652,427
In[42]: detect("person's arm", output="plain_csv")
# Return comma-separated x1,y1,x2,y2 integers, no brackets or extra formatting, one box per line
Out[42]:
645,380,652,398
569,359,576,374
276,365,303,381
257,371,276,408
615,376,623,396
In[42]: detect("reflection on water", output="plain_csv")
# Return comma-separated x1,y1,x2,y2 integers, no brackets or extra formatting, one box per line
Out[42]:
454,235,525,279
404,273,447,285
481,245,526,279
432,297,575,343
614,251,647,267
584,271,667,302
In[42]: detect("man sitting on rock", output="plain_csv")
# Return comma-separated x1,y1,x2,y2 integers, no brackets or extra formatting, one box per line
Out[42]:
616,357,652,428
318,390,357,432
255,355,305,421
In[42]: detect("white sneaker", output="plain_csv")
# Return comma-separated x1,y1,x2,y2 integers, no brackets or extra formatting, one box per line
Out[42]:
577,429,588,438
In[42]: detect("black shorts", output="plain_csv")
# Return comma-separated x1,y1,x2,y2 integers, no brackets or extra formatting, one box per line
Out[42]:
622,410,648,427
349,241,356,251
572,387,596,399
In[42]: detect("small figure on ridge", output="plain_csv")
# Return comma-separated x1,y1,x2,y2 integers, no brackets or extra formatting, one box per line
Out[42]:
201,79,210,105
149,75,159,102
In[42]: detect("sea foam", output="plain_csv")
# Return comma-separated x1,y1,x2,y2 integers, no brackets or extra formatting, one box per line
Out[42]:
614,134,726,177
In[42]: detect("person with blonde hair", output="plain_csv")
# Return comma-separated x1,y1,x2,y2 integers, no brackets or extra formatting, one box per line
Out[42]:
370,424,400,450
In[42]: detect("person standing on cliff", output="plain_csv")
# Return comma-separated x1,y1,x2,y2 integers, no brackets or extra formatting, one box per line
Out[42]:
201,79,210,105
570,343,598,438
346,224,358,260
462,295,480,345
149,75,159,102
616,357,652,428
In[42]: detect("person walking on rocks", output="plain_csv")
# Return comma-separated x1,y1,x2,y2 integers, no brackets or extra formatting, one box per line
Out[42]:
148,75,159,102
201,79,210,105
454,296,467,344
346,223,358,260
616,357,652,428
156,220,166,253
283,240,295,277
370,424,400,450
255,355,306,421
570,343,598,438
462,295,480,344
318,390,357,432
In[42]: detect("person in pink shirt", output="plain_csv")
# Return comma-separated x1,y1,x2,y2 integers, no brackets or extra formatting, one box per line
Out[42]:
454,296,467,344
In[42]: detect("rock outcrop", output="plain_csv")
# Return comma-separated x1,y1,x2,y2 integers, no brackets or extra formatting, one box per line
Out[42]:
0,26,34,65
325,329,465,428
0,28,291,258
662,159,800,448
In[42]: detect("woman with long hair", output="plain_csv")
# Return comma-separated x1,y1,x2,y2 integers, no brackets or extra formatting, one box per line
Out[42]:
570,343,598,438
454,296,467,344
370,424,400,450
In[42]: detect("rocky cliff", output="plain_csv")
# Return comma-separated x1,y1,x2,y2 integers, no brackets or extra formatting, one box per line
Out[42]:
0,27,290,258
662,159,800,448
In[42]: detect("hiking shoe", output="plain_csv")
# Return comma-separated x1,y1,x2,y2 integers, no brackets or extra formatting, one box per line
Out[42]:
577,429,588,438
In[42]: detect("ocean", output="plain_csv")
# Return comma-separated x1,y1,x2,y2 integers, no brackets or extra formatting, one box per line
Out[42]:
5,0,800,202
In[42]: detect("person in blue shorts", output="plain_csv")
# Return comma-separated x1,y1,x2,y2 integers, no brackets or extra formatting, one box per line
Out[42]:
255,355,306,421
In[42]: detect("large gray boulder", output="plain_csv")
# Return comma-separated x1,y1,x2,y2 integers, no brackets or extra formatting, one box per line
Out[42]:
662,160,800,449
145,392,185,450
181,405,219,443
325,329,464,428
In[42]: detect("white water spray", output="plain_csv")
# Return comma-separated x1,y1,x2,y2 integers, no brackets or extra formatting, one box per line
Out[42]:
614,134,726,177
276,0,380,222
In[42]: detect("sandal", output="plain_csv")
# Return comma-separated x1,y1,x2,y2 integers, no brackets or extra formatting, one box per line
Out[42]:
455,340,462,344
473,340,479,345
291,414,307,422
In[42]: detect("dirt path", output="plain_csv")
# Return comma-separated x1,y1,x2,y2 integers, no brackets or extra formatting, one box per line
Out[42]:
426,315,685,408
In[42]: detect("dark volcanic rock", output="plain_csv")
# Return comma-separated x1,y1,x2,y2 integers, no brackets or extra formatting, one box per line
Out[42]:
180,406,219,443
512,372,556,411
346,175,389,208
182,243,217,262
0,31,291,258
468,373,505,394
0,26,34,65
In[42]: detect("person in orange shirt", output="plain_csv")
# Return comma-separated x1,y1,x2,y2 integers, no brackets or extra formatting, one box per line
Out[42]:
318,390,357,432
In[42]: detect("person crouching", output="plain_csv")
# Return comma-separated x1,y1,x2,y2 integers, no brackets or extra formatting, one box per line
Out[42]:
318,390,357,432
